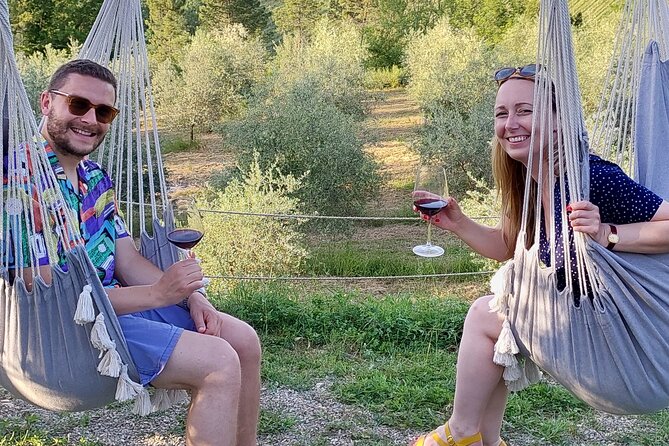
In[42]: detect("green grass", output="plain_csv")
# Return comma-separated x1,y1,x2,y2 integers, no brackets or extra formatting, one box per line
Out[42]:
213,284,669,445
0,413,102,445
304,240,491,278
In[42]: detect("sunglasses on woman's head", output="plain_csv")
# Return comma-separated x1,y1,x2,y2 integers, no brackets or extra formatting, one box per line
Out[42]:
494,64,539,85
49,90,119,124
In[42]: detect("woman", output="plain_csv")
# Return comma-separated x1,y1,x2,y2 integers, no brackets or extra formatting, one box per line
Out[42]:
411,65,669,446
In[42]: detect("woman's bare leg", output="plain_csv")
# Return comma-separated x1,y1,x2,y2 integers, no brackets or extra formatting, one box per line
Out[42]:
422,295,505,446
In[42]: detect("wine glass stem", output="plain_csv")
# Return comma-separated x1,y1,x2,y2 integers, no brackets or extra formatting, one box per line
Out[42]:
426,220,433,247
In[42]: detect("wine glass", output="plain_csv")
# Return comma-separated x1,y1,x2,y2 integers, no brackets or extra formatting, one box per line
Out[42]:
412,165,448,257
167,197,205,258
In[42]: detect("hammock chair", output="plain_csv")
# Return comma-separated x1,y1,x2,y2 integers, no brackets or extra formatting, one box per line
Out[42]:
490,0,669,414
0,0,182,414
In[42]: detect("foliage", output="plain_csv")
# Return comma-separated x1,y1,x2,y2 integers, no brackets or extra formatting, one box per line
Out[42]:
152,25,267,139
145,0,191,65
9,0,101,54
14,44,74,115
272,0,329,36
224,80,380,218
198,0,272,36
363,65,405,90
363,0,447,69
219,285,470,352
405,18,498,195
268,18,368,118
572,10,618,122
196,156,307,294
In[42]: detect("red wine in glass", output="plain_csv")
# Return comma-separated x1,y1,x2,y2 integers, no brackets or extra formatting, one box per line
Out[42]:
168,197,205,256
412,166,448,257
167,228,203,250
413,198,448,217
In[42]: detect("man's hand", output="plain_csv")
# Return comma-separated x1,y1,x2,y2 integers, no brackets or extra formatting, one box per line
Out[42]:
151,259,205,307
187,292,225,336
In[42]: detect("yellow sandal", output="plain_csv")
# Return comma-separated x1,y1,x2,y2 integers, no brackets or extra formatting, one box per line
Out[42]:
411,422,482,446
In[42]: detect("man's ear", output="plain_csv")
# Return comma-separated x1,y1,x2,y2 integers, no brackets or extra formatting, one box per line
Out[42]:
39,91,51,116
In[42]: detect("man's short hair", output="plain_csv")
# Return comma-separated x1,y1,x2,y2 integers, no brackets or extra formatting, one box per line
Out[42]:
48,59,117,96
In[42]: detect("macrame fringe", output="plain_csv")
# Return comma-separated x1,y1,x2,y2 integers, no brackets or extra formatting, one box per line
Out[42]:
98,348,123,377
133,387,153,416
91,313,116,352
74,284,95,324
151,388,188,411
489,261,513,313
116,365,146,401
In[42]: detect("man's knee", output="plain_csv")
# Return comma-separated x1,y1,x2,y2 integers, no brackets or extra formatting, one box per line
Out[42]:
202,338,242,388
232,321,262,367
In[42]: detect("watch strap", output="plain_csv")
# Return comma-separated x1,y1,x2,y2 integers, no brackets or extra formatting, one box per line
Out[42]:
606,224,618,250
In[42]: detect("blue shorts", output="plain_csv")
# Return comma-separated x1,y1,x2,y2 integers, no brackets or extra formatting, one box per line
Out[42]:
117,305,196,386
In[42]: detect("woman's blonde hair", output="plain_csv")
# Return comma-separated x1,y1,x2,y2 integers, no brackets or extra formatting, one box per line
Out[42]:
491,136,537,250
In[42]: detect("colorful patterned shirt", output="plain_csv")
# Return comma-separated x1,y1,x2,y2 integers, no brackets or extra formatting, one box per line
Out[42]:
3,142,129,287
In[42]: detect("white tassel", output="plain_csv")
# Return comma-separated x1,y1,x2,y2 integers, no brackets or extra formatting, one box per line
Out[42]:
151,388,172,411
115,365,144,401
132,387,153,416
151,388,189,412
492,319,520,367
97,347,123,378
90,314,116,352
507,372,530,391
74,284,95,324
168,389,188,405
524,360,542,384
489,261,513,313
502,361,522,382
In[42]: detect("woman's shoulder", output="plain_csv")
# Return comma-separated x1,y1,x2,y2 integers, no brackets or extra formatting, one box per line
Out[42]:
589,153,625,177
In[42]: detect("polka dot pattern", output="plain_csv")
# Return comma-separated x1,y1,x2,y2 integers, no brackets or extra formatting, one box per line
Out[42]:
539,154,663,292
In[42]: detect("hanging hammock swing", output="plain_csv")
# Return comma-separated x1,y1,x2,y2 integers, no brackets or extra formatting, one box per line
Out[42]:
491,0,669,414
0,0,182,413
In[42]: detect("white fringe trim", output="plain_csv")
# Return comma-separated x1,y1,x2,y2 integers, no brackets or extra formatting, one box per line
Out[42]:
98,348,123,378
91,314,116,352
151,388,188,411
74,284,95,324
489,261,513,313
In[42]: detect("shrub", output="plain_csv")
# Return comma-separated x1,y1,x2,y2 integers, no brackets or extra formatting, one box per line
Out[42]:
196,156,307,293
15,44,75,115
267,18,368,118
363,65,405,90
223,80,380,218
404,18,498,196
152,25,266,139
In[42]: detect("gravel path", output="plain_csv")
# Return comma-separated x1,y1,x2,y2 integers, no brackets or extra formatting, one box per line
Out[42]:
0,381,653,446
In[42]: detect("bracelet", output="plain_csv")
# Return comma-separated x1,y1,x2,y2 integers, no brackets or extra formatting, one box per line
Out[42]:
193,287,207,298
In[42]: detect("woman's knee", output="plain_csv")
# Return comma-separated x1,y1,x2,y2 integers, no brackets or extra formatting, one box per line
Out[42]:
465,295,504,335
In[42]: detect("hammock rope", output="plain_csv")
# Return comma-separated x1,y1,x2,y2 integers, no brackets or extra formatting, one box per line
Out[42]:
490,0,669,414
0,0,186,414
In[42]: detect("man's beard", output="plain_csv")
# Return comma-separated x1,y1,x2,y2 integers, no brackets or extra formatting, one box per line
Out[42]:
46,110,104,157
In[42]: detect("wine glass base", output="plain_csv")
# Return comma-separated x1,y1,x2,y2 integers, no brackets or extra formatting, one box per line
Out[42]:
413,244,444,258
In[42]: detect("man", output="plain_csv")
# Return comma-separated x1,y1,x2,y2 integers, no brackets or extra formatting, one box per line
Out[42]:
37,59,261,446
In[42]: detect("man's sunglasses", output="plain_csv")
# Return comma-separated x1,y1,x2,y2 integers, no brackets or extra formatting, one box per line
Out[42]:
49,90,119,124
494,64,539,85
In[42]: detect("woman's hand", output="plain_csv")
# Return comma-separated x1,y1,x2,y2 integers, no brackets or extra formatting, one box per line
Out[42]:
412,190,464,232
567,200,608,246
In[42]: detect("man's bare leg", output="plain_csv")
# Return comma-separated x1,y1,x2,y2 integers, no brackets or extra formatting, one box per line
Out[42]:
217,314,262,445
152,331,242,446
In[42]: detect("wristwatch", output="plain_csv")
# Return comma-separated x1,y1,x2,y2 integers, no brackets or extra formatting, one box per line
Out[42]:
606,224,619,250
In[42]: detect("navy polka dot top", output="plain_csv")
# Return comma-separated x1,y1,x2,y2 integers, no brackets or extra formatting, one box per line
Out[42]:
539,154,663,292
